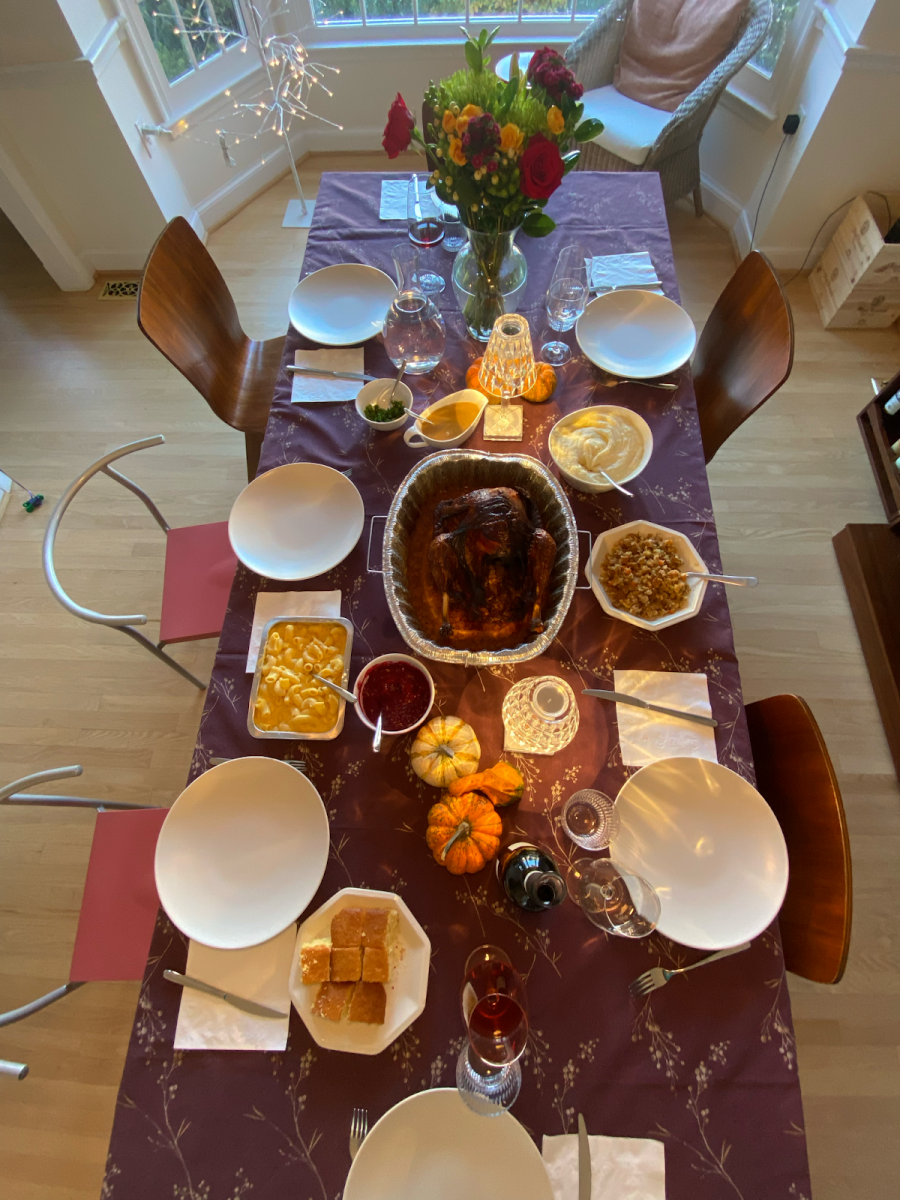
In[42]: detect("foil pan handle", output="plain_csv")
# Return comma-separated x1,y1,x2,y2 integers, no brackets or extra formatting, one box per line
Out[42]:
575,529,593,590
367,515,387,574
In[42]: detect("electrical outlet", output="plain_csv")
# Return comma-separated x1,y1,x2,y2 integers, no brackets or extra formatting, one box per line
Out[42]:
783,113,801,135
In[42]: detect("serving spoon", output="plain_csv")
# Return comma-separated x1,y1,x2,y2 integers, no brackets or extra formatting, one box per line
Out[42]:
683,571,758,587
372,712,383,753
311,673,357,704
599,469,633,498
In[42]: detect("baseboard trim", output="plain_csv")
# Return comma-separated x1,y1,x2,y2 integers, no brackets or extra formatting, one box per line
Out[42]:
700,172,753,259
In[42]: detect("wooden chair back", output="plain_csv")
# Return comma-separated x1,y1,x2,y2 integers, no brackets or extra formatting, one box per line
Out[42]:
693,250,794,463
745,694,852,984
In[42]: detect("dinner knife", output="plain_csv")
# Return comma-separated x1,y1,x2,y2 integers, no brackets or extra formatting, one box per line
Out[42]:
582,689,718,729
163,970,289,1019
286,366,378,382
577,1112,591,1200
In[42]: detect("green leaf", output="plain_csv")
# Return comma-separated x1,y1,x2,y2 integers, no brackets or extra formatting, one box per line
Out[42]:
562,150,580,176
522,212,556,238
561,94,573,120
453,171,479,209
498,78,518,117
572,103,584,125
465,40,483,75
573,118,604,143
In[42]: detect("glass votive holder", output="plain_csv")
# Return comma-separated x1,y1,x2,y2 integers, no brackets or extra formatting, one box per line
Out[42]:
560,789,619,851
501,676,579,755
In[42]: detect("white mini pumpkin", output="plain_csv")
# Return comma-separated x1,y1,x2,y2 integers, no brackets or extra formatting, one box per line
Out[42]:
410,716,481,788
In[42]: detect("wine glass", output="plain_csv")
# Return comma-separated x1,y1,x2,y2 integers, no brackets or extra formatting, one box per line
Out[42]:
456,944,528,1116
568,858,660,938
541,243,589,366
560,789,619,851
407,174,445,295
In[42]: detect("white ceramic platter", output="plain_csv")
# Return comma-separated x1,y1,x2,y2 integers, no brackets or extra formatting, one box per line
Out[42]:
228,462,364,581
155,757,330,950
289,887,430,1056
611,757,789,950
344,1088,553,1200
288,263,396,346
576,289,696,378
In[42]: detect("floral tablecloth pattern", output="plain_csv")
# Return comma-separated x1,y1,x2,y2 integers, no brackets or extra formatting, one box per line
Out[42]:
102,172,811,1200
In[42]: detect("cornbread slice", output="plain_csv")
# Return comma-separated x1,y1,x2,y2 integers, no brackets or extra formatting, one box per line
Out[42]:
361,907,399,949
361,947,390,983
331,906,366,947
299,937,331,985
312,981,355,1022
331,946,362,983
348,981,386,1025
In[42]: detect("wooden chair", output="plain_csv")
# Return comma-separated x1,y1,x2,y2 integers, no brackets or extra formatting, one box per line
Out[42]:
138,216,284,481
693,249,794,463
745,694,852,984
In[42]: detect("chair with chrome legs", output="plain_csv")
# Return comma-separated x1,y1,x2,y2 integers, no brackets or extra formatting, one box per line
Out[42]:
42,435,237,689
0,766,168,1079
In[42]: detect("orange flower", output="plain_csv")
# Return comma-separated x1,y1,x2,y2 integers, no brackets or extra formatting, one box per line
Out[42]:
442,109,457,134
499,122,524,155
448,136,467,167
547,105,565,135
456,103,483,136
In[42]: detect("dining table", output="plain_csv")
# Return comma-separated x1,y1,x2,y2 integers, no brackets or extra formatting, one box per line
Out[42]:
102,171,812,1199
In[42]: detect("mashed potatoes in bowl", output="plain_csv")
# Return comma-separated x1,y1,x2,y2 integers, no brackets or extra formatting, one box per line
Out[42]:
549,406,653,494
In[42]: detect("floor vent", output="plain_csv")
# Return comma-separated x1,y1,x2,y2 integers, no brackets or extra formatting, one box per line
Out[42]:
99,280,140,300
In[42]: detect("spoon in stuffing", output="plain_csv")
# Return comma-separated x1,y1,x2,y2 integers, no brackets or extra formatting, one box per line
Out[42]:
683,571,758,587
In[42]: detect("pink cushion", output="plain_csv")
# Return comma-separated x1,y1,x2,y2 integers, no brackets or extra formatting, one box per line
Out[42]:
615,0,748,113
160,521,236,644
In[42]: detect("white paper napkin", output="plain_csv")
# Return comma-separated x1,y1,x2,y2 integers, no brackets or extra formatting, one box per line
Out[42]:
246,589,341,671
173,925,295,1051
588,252,663,294
291,349,365,403
380,178,409,220
614,669,717,767
542,1133,665,1200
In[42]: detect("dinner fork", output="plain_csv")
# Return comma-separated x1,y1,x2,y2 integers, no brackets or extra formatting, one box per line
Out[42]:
595,376,678,391
629,942,752,998
349,1107,368,1160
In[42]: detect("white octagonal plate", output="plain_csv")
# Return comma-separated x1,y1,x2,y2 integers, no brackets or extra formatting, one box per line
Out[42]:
587,518,708,632
289,887,430,1055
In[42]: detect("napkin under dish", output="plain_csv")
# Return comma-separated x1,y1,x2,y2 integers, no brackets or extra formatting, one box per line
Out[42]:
173,925,295,1052
542,1133,665,1200
588,252,663,295
613,669,717,767
291,349,365,404
380,178,409,220
246,590,341,671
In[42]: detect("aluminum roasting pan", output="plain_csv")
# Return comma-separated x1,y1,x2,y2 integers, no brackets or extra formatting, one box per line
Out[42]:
382,450,578,666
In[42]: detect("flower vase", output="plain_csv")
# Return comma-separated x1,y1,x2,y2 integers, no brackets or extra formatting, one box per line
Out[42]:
451,226,528,343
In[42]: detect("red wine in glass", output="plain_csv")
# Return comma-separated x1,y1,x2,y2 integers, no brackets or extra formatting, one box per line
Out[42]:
408,216,445,247
461,947,528,1066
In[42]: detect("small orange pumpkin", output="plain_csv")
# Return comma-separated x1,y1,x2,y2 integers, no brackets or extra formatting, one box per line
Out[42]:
465,357,557,404
446,761,526,808
425,791,502,874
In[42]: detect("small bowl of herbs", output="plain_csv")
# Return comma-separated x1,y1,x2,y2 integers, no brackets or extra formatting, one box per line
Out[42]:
355,379,414,432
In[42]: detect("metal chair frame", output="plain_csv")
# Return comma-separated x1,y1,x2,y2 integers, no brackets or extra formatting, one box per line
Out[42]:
42,435,205,689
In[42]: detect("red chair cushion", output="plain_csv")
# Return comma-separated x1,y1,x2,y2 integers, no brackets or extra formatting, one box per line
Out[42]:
159,521,236,644
69,808,168,982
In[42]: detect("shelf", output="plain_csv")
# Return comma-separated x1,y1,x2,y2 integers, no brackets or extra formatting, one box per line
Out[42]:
857,370,900,528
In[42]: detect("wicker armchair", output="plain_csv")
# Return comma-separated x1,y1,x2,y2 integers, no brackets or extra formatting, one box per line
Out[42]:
565,0,771,214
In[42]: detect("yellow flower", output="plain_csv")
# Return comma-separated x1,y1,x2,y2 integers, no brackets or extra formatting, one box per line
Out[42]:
456,103,483,136
448,136,467,167
442,109,457,134
547,106,565,135
499,122,524,155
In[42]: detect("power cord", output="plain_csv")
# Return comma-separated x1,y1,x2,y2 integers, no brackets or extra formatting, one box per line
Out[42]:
782,191,893,286
750,132,790,250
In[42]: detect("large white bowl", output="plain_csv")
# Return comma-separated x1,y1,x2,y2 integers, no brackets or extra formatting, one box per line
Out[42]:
288,263,397,346
576,289,696,378
228,462,365,581
155,757,330,949
344,1089,553,1200
587,518,708,631
549,405,653,494
289,887,430,1056
611,757,790,950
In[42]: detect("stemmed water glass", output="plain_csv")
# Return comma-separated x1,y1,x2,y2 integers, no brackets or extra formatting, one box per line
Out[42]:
568,858,660,938
540,242,589,366
407,174,445,295
456,945,528,1116
560,789,619,851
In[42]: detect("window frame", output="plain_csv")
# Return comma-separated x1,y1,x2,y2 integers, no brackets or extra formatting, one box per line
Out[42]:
726,0,819,123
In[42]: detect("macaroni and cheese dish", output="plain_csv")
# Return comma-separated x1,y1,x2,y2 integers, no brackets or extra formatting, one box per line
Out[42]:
253,620,347,734
550,408,647,486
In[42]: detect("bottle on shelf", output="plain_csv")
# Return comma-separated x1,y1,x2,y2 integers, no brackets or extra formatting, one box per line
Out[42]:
497,841,567,912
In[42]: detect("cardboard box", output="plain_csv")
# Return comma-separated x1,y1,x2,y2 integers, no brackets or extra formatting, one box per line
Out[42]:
811,194,900,329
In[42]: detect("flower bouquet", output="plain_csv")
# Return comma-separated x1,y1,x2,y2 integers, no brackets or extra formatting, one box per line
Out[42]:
382,28,602,340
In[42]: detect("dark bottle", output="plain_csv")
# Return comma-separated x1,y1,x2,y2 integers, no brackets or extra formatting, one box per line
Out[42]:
498,842,567,912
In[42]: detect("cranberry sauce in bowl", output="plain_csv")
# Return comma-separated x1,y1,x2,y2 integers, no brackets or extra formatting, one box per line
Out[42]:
355,654,434,734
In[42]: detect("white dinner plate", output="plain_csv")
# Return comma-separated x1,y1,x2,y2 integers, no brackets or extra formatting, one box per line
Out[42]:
155,757,329,949
228,462,364,580
344,1088,553,1200
289,887,430,1055
576,289,696,378
611,757,789,950
288,263,396,346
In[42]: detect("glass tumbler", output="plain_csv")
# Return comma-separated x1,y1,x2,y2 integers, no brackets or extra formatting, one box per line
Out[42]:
561,789,619,851
440,202,466,253
383,290,445,375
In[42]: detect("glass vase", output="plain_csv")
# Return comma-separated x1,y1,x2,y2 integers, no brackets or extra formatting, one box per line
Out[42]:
451,226,528,343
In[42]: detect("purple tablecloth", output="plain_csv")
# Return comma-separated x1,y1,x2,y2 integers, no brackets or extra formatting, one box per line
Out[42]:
103,173,810,1199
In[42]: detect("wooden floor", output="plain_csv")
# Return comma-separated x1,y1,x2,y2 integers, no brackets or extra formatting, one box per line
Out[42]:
1,155,898,1198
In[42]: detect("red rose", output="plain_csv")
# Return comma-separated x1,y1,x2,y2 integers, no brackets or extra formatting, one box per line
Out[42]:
520,134,564,201
382,93,415,159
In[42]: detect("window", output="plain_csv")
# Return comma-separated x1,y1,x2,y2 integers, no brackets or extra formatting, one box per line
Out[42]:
310,0,597,30
750,0,801,78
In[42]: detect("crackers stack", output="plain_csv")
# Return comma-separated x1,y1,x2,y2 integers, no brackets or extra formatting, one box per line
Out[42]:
300,905,399,1026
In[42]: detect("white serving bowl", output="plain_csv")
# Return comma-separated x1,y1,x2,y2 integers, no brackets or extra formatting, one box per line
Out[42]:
549,405,653,494
576,289,696,378
355,378,414,432
586,518,708,631
353,653,435,736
